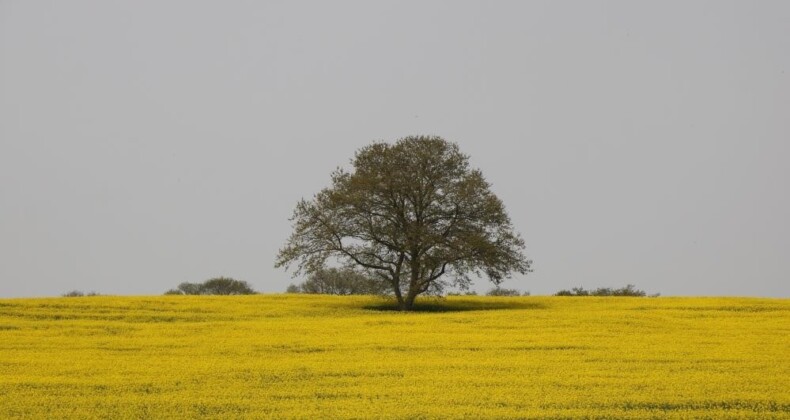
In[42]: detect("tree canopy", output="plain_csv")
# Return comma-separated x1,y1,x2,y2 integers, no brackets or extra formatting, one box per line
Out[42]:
554,285,655,297
164,277,255,295
287,268,389,295
276,136,531,310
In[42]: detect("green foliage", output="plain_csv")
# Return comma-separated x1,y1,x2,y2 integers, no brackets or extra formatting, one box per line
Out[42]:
276,136,532,310
62,290,101,297
176,282,203,295
486,287,528,297
288,268,388,295
201,278,256,295
165,277,256,295
447,291,479,296
554,284,655,297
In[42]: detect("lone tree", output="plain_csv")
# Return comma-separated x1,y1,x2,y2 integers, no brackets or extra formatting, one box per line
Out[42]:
276,136,531,310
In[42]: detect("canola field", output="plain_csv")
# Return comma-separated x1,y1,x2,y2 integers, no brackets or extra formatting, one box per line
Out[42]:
0,295,788,419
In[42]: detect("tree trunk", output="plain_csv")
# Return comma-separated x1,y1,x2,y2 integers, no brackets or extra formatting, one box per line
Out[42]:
403,291,418,311
402,279,419,311
398,299,409,311
390,274,408,310
394,288,406,310
401,259,420,311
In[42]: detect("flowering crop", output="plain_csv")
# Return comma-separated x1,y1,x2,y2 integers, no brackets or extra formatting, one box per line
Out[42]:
0,295,787,418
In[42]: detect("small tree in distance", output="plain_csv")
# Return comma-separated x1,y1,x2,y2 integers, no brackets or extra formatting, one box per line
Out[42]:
486,287,528,297
62,290,102,297
554,284,655,297
276,136,532,311
288,268,388,295
164,277,255,295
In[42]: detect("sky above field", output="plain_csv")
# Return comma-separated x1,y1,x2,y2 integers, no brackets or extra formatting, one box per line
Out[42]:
1,1,788,298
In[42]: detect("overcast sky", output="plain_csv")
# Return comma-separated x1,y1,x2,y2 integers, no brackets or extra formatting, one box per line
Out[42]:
1,1,788,298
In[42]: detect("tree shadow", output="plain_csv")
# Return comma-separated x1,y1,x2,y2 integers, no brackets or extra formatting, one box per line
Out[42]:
363,298,547,313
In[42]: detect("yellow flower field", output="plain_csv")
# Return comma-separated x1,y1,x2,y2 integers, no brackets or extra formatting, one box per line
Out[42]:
0,295,787,419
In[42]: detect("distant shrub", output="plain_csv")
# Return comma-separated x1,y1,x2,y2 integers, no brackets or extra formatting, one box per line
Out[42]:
287,268,388,295
62,290,101,297
201,277,256,295
486,287,526,297
447,291,479,296
554,284,656,297
555,287,590,296
174,282,203,295
165,277,256,295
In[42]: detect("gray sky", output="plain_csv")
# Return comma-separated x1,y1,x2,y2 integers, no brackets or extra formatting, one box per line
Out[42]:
1,1,788,298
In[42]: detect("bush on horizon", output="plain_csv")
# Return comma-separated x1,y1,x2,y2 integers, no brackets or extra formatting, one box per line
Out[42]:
165,277,256,296
554,284,657,297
